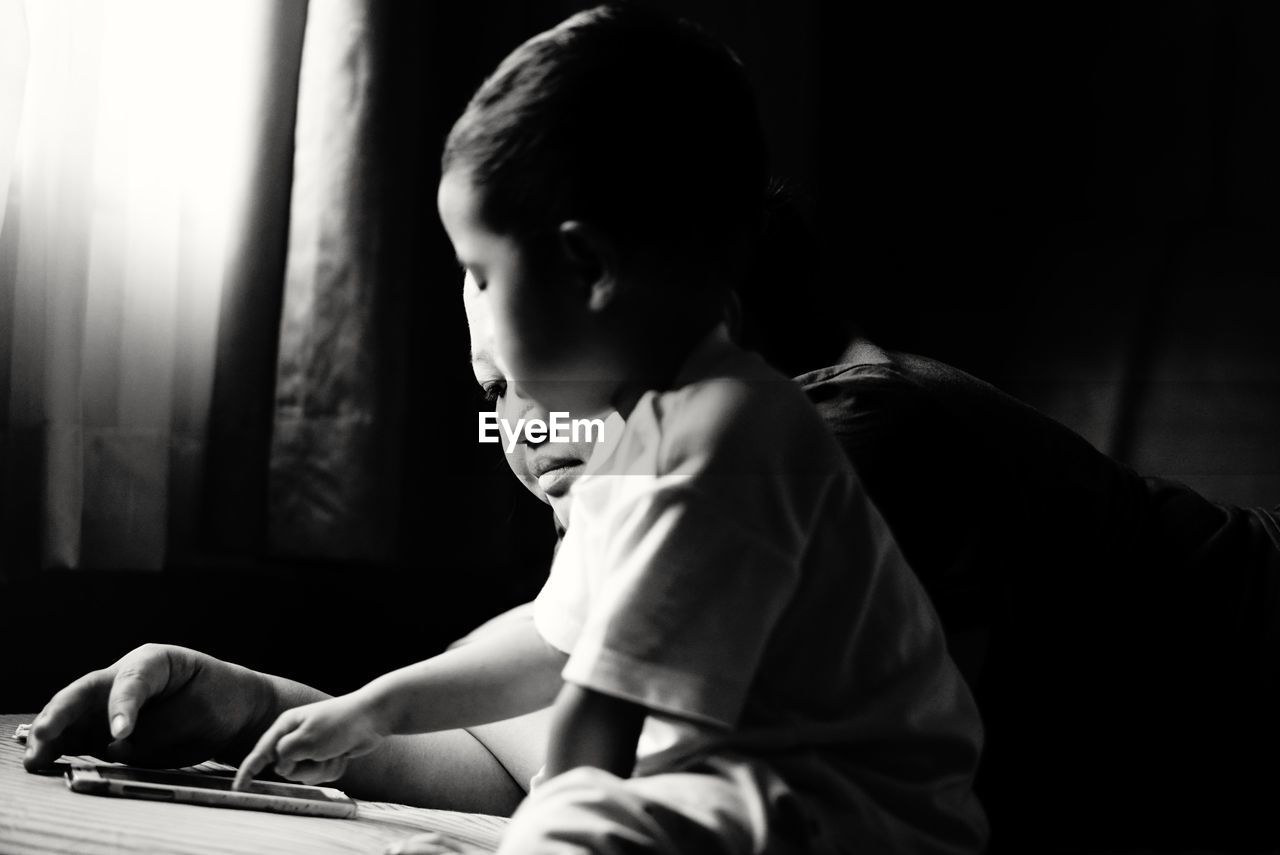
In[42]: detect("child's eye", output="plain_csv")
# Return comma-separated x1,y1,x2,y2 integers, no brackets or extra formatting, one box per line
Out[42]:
480,380,507,402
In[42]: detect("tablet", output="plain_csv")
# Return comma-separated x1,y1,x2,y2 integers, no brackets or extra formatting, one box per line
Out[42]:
65,763,358,818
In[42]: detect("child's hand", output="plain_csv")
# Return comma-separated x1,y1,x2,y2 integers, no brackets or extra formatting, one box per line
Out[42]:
232,691,389,790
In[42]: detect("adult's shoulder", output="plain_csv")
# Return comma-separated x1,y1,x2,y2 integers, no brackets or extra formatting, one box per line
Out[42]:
797,347,1148,558
797,349,1018,422
796,348,1104,469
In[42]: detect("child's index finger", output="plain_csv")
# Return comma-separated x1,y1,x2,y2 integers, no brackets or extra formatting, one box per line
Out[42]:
232,743,271,791
233,718,290,791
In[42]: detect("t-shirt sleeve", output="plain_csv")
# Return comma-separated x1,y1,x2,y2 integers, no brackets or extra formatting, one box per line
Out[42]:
559,473,802,729
532,533,586,655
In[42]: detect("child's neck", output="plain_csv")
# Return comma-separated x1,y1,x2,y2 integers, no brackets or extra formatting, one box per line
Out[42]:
608,304,724,420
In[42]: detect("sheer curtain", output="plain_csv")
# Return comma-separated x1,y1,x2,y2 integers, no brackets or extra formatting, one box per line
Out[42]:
1,0,517,576
0,0,286,573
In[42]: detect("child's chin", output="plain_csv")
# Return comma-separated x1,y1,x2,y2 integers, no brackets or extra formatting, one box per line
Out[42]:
538,463,583,500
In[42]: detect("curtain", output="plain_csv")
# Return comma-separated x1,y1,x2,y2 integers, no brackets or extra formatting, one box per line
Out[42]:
0,0,299,574
268,0,404,563
0,0,574,580
262,0,556,572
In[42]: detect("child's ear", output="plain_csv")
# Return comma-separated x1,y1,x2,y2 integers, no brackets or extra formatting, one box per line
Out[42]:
557,221,620,312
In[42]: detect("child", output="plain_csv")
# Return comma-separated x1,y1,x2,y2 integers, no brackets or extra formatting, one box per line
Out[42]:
235,6,988,852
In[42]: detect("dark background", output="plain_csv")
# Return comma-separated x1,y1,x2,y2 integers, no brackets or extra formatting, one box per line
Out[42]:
3,1,1280,846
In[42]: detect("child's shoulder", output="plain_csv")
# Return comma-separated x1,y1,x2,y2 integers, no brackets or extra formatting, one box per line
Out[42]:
667,352,803,428
635,336,844,477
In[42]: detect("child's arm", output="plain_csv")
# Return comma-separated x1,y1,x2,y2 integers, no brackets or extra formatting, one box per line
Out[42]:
542,683,647,781
233,617,565,789
362,615,566,733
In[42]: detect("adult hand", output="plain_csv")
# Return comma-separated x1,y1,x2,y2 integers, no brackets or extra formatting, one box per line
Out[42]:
23,643,277,772
233,691,390,789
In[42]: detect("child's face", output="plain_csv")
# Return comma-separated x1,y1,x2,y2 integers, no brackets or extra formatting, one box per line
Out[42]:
437,167,616,418
464,284,594,529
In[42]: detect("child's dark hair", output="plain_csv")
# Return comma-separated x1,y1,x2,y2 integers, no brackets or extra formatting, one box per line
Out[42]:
443,3,769,282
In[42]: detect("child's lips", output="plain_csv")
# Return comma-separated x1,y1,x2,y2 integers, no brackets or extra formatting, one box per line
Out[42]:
535,460,584,497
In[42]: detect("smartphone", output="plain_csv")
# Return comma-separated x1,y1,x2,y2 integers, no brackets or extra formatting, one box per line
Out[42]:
65,763,358,818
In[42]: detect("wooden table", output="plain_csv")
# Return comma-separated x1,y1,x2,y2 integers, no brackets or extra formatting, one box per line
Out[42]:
0,714,505,854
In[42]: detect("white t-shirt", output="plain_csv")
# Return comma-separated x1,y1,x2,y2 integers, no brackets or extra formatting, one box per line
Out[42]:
534,325,985,844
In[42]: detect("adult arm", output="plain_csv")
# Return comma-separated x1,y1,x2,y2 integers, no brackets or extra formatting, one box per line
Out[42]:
23,643,293,772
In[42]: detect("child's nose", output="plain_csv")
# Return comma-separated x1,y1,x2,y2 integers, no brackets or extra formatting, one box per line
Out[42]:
498,392,551,445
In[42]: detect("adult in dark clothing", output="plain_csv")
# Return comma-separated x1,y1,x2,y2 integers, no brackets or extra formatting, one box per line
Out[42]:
799,339,1280,851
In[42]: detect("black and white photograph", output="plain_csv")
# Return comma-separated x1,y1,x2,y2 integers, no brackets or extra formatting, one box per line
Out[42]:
2,2,1279,853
